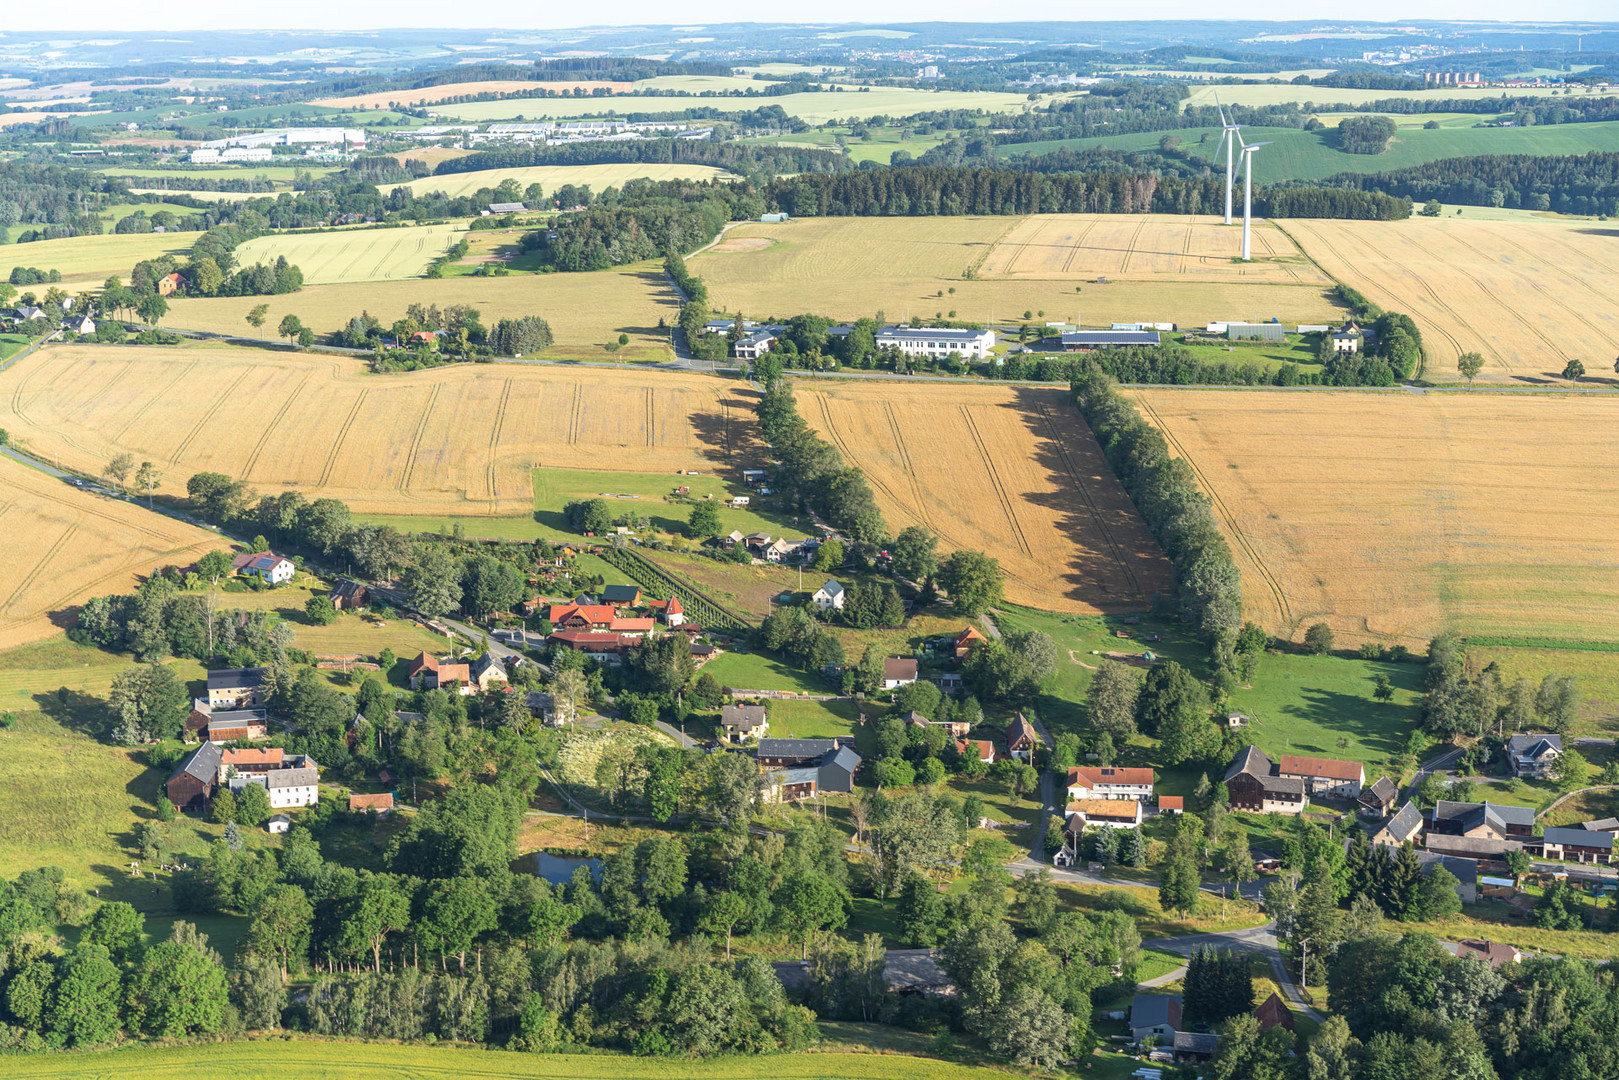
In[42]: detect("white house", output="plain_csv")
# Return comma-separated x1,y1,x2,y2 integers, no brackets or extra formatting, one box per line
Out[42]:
1331,323,1362,353
812,579,846,612
1066,766,1155,801
875,326,996,361
265,767,320,809
266,814,291,834
232,551,295,585
883,657,918,689
67,316,95,335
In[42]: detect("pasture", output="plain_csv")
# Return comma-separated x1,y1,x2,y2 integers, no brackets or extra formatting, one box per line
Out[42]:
312,78,632,108
3,230,189,290
437,87,1066,125
0,459,223,650
1129,388,1619,646
531,466,798,540
164,261,679,360
1284,216,1619,379
386,162,733,199
0,345,763,518
691,216,1339,328
230,223,465,285
0,1040,1018,1080
796,381,1173,615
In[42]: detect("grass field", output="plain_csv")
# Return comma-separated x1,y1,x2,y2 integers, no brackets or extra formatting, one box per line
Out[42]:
533,467,801,540
164,261,680,361
3,230,189,290
125,187,268,202
1131,387,1619,646
640,549,801,623
231,223,465,285
101,165,335,182
1182,82,1619,109
0,637,205,727
313,79,632,108
1284,216,1619,379
0,345,763,518
691,216,1340,329
1461,646,1619,735
0,1040,1017,1079
766,698,864,739
439,87,1069,124
1001,121,1619,185
0,458,224,649
701,650,829,695
385,162,733,199
796,380,1173,615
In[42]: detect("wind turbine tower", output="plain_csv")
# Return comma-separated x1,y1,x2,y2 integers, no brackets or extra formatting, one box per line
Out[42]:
1214,94,1242,225
1240,140,1271,261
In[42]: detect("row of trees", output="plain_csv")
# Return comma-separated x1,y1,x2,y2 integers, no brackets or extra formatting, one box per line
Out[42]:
1422,633,1580,738
1326,150,1619,215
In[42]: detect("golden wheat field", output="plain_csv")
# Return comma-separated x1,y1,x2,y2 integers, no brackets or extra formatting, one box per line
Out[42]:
693,216,1339,328
0,459,222,649
798,381,1172,614
231,223,465,284
1284,216,1619,380
0,344,761,517
1131,388,1619,645
164,262,679,361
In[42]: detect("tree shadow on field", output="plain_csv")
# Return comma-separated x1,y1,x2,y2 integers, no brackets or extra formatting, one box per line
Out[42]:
1007,386,1173,614
633,266,683,310
33,686,113,739
1266,686,1410,764
689,385,766,475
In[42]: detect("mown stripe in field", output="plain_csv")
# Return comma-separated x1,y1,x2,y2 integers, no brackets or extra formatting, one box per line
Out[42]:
567,382,583,445
645,386,655,447
1031,398,1142,599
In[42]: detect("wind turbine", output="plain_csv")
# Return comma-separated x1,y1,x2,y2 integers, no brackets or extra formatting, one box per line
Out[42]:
1240,140,1272,261
1213,93,1242,225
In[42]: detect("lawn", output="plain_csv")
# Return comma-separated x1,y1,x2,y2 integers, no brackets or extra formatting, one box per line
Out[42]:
702,650,830,695
1056,881,1268,939
533,467,804,542
767,698,863,739
0,331,31,361
0,637,205,717
0,1039,1019,1079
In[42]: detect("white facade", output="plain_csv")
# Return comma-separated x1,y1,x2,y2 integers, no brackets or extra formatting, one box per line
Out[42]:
266,769,320,808
876,327,995,361
812,580,845,611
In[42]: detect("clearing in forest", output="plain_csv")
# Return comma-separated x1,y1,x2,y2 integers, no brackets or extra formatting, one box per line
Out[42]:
796,381,1173,615
0,344,762,518
0,458,221,649
1285,216,1619,380
1130,387,1619,646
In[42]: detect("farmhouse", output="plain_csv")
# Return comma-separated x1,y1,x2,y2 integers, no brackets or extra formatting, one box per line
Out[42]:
601,584,643,607
609,617,656,638
1064,798,1144,834
1359,776,1398,816
1006,714,1037,760
1456,939,1522,969
1223,747,1306,815
1331,323,1363,353
760,744,861,800
547,631,629,663
720,704,769,744
205,710,270,742
470,654,508,691
1058,329,1161,351
222,747,284,776
548,603,616,630
1505,733,1562,778
1276,754,1365,798
1423,834,1523,862
1256,992,1295,1036
1129,994,1181,1044
407,652,473,693
812,579,846,612
156,272,184,297
1066,766,1154,802
1429,800,1535,840
165,741,223,811
883,657,918,689
1374,800,1425,847
231,550,295,585
348,792,394,816
1531,826,1615,865
1417,851,1480,904
329,580,369,611
963,739,995,764
265,767,320,809
875,326,996,361
207,667,266,709
951,626,986,659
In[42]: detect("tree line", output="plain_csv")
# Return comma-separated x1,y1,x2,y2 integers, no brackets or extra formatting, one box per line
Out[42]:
1322,150,1619,215
424,136,848,180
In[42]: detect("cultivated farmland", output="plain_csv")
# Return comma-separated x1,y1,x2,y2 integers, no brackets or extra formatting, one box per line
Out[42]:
1284,216,1619,379
1,230,189,290
1130,388,1619,645
230,223,465,285
164,261,679,360
0,459,222,649
0,345,763,518
692,216,1339,328
797,381,1173,614
386,162,733,199
1182,82,1619,109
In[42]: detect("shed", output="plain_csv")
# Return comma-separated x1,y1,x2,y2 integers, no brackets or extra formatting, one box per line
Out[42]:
266,814,291,834
1226,322,1286,342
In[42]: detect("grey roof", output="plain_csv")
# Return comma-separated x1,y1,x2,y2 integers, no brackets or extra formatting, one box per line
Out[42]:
1542,826,1615,851
877,326,989,343
471,654,507,681
264,767,319,789
525,691,553,714
1379,800,1424,843
268,813,291,824
1223,745,1305,795
815,579,844,598
757,738,840,761
1363,776,1398,803
1583,818,1619,832
167,741,223,786
821,746,861,779
722,704,768,729
1416,850,1478,886
601,585,641,603
1131,994,1181,1031
1506,733,1562,759
207,666,265,690
1173,1031,1220,1054
1424,834,1521,857
775,766,820,787
883,949,954,991
204,708,266,725
1433,800,1535,831
1061,330,1161,347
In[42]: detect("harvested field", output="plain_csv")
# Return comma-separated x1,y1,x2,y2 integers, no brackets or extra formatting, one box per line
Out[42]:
1,231,189,290
797,381,1172,614
977,213,1326,285
1130,388,1619,645
165,261,679,361
231,223,464,284
0,459,222,649
312,79,631,109
693,216,1339,328
386,162,732,199
0,345,763,518
1285,216,1619,380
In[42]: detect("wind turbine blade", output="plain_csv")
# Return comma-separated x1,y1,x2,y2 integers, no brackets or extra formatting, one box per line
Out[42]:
1215,129,1227,153
1246,141,1274,149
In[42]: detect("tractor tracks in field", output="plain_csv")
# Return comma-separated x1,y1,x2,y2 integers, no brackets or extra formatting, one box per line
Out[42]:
882,402,936,533
1117,218,1150,275
485,377,513,502
1137,395,1293,629
1,524,79,618
1031,400,1142,599
317,390,369,488
241,369,313,483
113,360,199,444
398,384,442,493
566,382,583,445
958,405,1033,560
644,386,656,447
171,367,253,463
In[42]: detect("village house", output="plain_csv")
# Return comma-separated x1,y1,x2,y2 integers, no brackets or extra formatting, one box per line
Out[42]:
231,550,295,585
1456,939,1522,969
600,584,643,608
720,704,769,744
1331,322,1362,353
812,579,846,612
470,654,508,691
1417,851,1480,904
221,747,284,778
1158,795,1183,814
207,667,266,710
547,631,629,664
1429,800,1536,840
1066,765,1155,802
267,814,291,835
648,595,686,626
1505,733,1563,778
951,626,987,660
963,738,995,765
1532,826,1615,865
156,272,184,297
165,741,223,811
348,792,394,817
265,767,320,809
1276,754,1365,798
1359,776,1399,816
1129,994,1182,1045
1374,800,1425,846
407,652,473,694
757,737,848,768
906,710,971,739
609,616,656,638
1255,992,1296,1037
762,745,862,801
1223,746,1307,815
1064,799,1144,836
547,603,616,631
1006,714,1038,761
883,657,918,689
329,580,369,611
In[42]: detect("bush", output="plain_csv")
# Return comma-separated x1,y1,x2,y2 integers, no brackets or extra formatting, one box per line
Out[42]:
1304,623,1335,655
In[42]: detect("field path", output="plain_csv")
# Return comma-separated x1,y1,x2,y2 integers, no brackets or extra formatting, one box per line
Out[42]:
957,405,1033,559
486,377,514,502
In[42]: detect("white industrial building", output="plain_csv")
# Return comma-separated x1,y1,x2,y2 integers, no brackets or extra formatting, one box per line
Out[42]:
875,326,996,360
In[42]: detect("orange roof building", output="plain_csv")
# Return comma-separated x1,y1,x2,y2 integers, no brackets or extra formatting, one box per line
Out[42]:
348,792,395,814
1066,766,1155,800
222,747,284,771
547,603,616,630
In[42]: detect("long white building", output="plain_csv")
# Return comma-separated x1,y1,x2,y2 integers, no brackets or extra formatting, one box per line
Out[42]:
875,326,996,360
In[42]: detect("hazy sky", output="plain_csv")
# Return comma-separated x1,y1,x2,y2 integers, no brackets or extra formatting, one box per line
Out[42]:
4,3,1616,33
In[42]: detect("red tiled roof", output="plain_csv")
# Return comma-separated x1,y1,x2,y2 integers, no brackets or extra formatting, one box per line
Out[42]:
1068,766,1155,788
1158,795,1184,810
408,651,439,675
954,626,986,647
547,603,616,625
349,792,394,811
610,617,655,632
1278,755,1363,782
550,631,627,650
222,748,282,767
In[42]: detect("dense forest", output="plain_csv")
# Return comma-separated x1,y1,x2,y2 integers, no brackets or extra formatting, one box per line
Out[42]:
423,136,849,179
1323,151,1619,214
